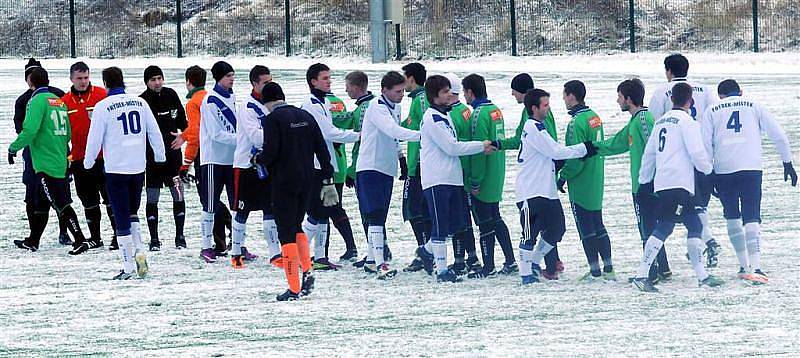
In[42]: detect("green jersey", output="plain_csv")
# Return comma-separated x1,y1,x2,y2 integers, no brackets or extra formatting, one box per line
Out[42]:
466,99,506,203
328,93,349,184
343,92,375,180
401,87,428,177
596,108,654,194
10,88,70,178
500,108,557,148
559,105,605,211
449,102,473,188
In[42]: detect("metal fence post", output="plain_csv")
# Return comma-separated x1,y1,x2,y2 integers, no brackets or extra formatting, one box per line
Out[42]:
395,24,401,60
285,0,291,56
176,0,183,58
628,0,635,53
509,0,517,56
752,0,759,52
69,0,76,58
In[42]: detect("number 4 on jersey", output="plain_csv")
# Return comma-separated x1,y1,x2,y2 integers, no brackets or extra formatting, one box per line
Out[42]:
726,110,742,133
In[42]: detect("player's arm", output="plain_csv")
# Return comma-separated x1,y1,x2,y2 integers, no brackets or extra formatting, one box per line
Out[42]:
258,113,281,168
427,116,484,157
757,104,793,164
174,91,188,131
9,99,45,153
638,126,658,184
204,100,236,146
681,119,712,175
371,104,420,141
468,112,491,189
83,108,106,170
144,104,167,163
596,121,631,156
699,108,714,157
182,100,201,166
310,114,334,179
498,112,524,150
530,123,588,160
241,106,264,149
315,107,360,143
648,91,666,121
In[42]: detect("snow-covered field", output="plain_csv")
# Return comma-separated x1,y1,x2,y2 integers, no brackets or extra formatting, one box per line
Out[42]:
0,53,798,356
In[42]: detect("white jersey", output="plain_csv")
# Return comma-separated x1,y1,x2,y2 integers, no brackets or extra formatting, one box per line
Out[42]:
701,96,792,174
649,78,717,121
301,93,360,173
420,106,484,190
234,94,269,169
84,89,165,174
356,95,420,177
200,85,237,166
639,109,712,194
515,119,587,203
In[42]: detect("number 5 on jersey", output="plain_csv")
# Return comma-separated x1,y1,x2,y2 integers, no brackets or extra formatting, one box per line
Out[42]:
117,111,142,135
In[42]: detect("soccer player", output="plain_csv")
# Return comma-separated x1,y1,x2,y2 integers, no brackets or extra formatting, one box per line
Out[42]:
700,79,796,284
62,61,113,250
415,75,494,283
496,73,563,279
595,79,671,283
230,65,281,268
198,61,238,263
300,63,360,270
558,80,615,281
180,65,232,251
8,67,90,255
440,72,481,277
632,83,724,292
462,73,517,277
508,88,595,284
326,90,359,263
400,62,433,272
84,67,165,279
356,71,421,279
649,53,721,267
12,58,72,249
257,82,338,301
140,65,188,251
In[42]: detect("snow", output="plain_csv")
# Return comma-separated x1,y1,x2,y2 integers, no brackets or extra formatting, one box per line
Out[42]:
0,53,799,355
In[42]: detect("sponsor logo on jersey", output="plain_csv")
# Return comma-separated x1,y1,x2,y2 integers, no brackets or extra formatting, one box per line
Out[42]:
589,116,602,128
47,98,64,107
461,108,471,121
490,109,503,121
330,101,345,112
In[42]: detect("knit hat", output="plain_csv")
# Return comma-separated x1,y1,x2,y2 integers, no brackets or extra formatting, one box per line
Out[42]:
511,73,534,93
261,82,285,103
24,58,41,79
143,65,164,83
211,61,234,82
443,72,461,95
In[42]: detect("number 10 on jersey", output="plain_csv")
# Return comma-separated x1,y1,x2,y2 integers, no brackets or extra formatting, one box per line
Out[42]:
117,111,142,135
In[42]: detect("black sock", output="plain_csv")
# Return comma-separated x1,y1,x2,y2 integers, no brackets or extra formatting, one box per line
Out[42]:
597,229,613,271
462,227,477,259
544,245,558,274
146,203,159,243
58,211,68,236
85,206,102,241
494,219,515,265
479,231,496,271
656,245,670,273
452,230,465,262
25,202,35,237
60,206,86,244
332,216,356,252
29,211,49,248
105,205,117,238
410,219,427,246
173,201,185,238
581,234,600,275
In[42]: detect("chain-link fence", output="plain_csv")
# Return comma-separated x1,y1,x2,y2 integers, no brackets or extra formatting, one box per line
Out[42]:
1,0,797,59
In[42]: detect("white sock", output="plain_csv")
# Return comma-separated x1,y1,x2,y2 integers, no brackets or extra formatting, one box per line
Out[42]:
263,219,281,259
231,220,246,256
423,240,433,254
519,248,533,277
432,239,447,275
130,221,143,251
687,237,709,281
201,211,214,249
726,219,749,270
698,211,714,246
315,223,329,260
365,230,375,262
118,235,136,274
368,226,384,267
302,218,319,257
744,222,761,271
531,239,554,266
636,236,664,278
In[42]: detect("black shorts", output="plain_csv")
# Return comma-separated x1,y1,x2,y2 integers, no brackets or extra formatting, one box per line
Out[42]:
146,150,182,188
37,172,73,212
71,159,109,208
402,175,429,222
692,170,712,209
272,185,312,245
233,167,271,213
518,197,566,247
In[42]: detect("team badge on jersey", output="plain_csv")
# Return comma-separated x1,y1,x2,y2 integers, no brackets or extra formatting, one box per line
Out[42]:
490,109,503,121
330,101,345,112
47,98,64,107
589,116,602,128
460,108,471,121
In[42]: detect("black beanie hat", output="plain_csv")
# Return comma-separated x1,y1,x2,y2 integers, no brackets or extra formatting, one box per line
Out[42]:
143,65,164,83
511,73,534,93
25,58,41,79
261,82,285,103
211,61,234,82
